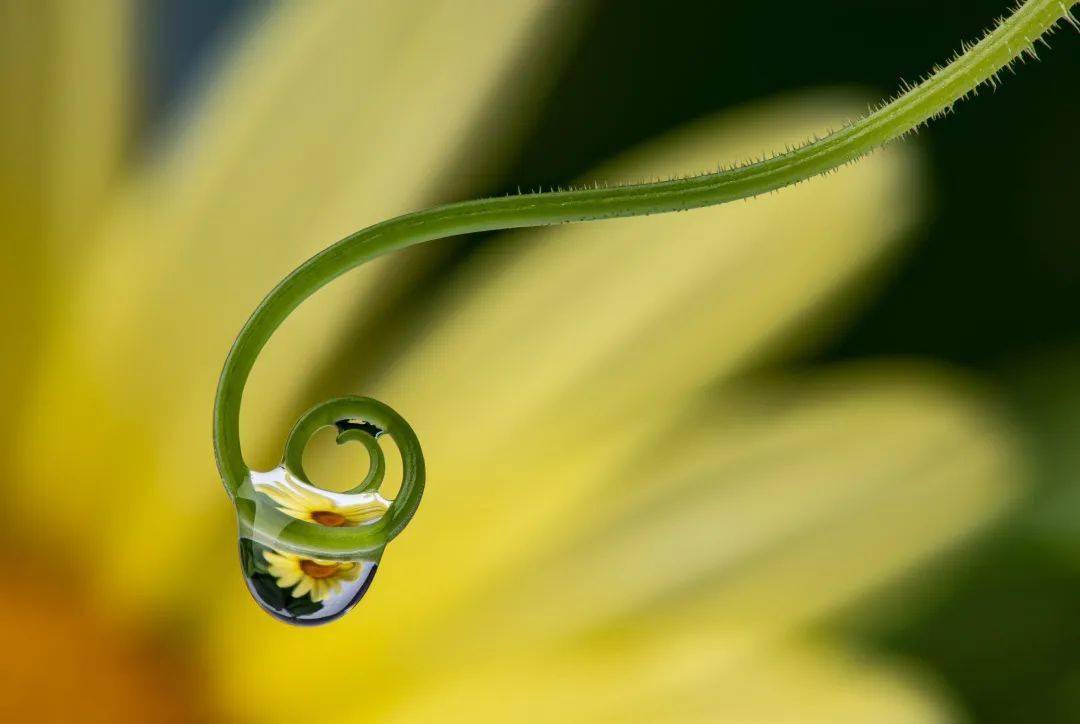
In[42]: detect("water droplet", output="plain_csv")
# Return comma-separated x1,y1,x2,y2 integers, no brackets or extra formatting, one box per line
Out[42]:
238,535,378,626
236,465,389,626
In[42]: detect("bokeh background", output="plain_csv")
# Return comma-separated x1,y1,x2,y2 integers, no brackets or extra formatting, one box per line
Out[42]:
2,1,1078,722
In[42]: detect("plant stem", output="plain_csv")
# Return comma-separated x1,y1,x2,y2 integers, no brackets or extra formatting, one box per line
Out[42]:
215,0,1077,556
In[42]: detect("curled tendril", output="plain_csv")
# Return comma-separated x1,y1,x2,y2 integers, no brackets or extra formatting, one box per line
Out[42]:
215,0,1077,558
232,396,423,558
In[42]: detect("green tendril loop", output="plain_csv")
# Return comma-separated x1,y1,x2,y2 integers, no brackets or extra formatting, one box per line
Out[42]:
215,0,1078,557
282,398,390,496
234,397,424,558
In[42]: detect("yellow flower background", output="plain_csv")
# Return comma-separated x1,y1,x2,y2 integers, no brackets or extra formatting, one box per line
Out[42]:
2,1,1078,723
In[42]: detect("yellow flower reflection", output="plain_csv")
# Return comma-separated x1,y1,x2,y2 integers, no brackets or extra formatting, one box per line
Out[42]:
263,550,362,602
253,472,388,527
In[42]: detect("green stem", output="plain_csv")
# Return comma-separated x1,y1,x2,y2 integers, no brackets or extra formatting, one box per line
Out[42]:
215,0,1077,556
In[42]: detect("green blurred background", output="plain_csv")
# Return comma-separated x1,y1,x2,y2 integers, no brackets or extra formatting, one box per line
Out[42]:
2,1,1077,722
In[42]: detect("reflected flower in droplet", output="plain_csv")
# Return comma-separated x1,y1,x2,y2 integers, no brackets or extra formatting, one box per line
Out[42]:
239,536,379,626
263,549,362,602
240,467,390,624
253,471,388,527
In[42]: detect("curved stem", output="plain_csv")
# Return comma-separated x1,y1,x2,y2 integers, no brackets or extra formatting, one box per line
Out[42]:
215,0,1077,555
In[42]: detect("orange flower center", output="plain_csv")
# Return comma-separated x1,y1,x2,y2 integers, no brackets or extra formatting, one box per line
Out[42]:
311,510,348,527
299,560,341,579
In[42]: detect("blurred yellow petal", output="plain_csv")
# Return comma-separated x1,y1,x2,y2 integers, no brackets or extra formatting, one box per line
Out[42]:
12,0,577,610
201,367,1015,721
0,0,130,456
40,0,131,246
381,637,958,724
424,362,1018,662
0,554,203,723
0,0,129,245
358,89,924,628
